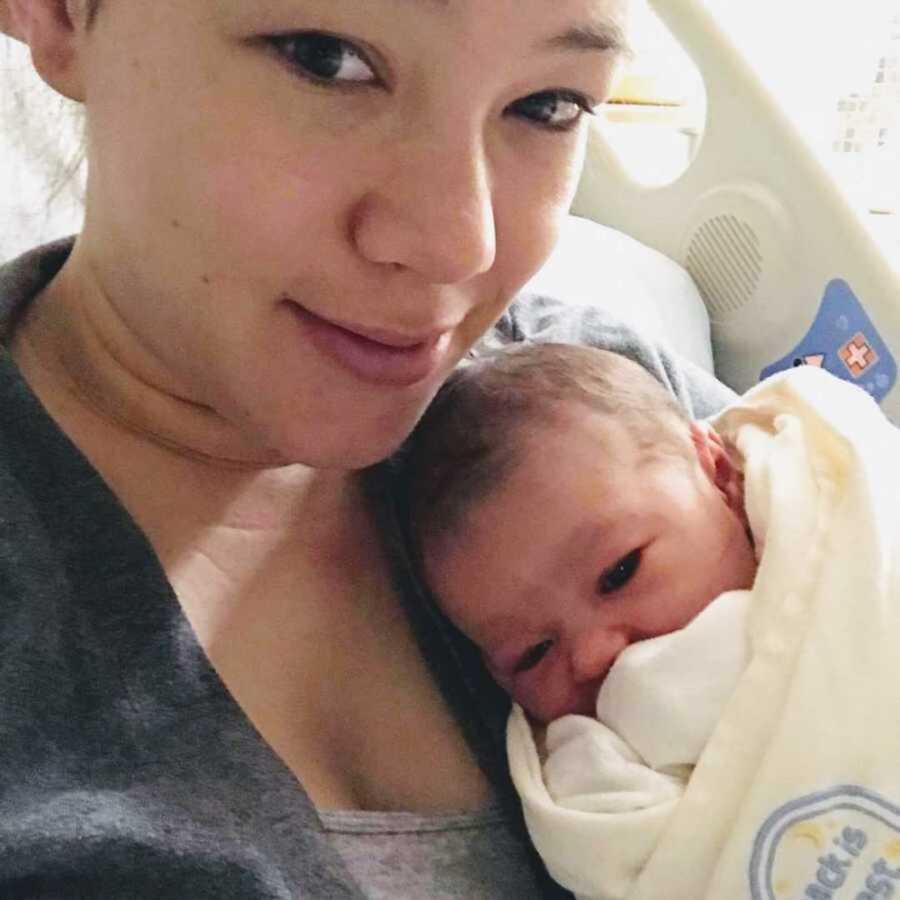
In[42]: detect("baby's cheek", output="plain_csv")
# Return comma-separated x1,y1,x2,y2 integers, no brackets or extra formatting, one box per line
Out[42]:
490,668,514,700
521,671,578,725
507,678,547,721
724,519,759,590
506,679,532,712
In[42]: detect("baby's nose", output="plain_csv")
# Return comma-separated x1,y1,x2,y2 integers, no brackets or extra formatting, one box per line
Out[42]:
570,629,629,685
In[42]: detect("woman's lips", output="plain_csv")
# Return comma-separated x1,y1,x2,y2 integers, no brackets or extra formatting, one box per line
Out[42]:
287,302,453,387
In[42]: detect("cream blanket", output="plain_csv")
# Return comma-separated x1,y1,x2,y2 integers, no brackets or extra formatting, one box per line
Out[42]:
508,368,900,900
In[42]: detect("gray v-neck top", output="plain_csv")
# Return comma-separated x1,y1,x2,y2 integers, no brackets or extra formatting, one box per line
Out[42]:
0,247,362,898
320,807,545,899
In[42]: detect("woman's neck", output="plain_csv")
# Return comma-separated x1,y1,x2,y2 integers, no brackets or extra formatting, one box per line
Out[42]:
10,242,290,470
10,272,363,550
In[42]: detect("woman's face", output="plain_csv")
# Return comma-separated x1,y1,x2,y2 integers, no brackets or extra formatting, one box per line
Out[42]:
74,0,627,467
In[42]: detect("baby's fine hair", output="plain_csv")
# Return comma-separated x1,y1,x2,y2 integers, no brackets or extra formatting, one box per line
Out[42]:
402,342,691,554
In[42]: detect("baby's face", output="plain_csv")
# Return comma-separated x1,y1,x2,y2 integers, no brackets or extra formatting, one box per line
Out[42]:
425,412,758,724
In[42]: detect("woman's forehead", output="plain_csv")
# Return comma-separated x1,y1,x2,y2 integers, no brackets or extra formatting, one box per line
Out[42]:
88,0,630,90
213,0,631,47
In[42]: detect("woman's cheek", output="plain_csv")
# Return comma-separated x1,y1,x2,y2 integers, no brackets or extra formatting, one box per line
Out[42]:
202,139,347,270
492,131,588,292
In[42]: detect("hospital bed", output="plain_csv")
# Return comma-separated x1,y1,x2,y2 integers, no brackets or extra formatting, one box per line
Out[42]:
566,0,900,420
3,0,900,421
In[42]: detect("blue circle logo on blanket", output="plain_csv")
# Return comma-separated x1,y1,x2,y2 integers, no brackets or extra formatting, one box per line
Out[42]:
750,786,900,899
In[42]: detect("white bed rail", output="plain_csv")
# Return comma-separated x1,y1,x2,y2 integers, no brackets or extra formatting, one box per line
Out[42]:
573,0,900,419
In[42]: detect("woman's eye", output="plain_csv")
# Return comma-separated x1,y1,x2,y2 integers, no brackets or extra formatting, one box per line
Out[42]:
514,639,553,674
270,32,377,86
598,549,642,594
508,90,595,131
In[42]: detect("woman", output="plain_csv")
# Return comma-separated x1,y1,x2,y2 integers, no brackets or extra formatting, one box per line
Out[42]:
0,1,731,896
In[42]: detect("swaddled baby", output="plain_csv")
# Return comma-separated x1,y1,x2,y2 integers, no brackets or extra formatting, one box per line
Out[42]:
401,344,757,883
402,342,900,900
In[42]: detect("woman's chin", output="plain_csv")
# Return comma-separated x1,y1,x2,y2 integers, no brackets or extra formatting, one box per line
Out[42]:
273,420,417,472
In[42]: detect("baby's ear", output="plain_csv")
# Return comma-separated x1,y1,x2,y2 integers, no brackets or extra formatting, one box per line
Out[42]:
689,422,744,512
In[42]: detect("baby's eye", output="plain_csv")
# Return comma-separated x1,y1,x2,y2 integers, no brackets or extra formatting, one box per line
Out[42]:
514,639,553,674
507,90,595,131
270,32,377,86
598,548,642,594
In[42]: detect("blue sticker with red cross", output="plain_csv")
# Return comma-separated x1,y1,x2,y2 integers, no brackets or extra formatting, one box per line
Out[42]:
760,279,896,404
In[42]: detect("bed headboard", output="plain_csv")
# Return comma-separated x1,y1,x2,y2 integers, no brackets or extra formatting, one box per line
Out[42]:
523,214,714,373
573,0,900,421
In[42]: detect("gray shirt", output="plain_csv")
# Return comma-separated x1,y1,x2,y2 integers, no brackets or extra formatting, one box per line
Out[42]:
320,807,545,899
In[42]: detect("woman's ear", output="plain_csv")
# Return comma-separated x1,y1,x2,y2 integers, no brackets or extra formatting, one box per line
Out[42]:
0,2,25,41
689,421,745,513
6,0,87,101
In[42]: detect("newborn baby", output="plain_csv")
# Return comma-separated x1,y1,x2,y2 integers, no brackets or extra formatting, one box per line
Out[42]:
402,342,900,900
407,342,757,726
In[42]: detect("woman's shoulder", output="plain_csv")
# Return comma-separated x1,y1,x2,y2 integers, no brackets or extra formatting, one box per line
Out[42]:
482,290,737,420
0,245,127,603
0,237,74,342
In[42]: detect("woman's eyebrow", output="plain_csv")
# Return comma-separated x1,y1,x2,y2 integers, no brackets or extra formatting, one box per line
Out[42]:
542,21,630,57
397,1,628,57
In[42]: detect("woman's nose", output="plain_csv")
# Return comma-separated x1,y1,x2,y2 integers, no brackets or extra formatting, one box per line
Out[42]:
569,627,628,685
351,130,497,285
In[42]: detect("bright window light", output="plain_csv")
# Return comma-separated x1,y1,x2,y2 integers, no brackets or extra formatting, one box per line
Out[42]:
602,1,899,263
701,0,899,259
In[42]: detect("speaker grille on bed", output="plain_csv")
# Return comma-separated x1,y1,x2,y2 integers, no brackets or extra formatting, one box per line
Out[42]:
685,214,763,315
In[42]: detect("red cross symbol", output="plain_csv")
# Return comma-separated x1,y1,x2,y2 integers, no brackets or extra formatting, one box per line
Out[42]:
839,332,878,378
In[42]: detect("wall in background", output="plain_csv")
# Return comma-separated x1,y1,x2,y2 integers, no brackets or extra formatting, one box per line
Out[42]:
0,35,85,262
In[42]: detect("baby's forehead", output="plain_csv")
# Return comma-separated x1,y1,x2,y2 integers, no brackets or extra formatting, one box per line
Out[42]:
514,404,646,467
458,419,628,519
461,410,690,536
421,398,690,571
529,399,690,462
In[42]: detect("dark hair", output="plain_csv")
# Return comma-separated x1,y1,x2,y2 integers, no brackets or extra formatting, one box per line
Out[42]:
401,343,691,554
